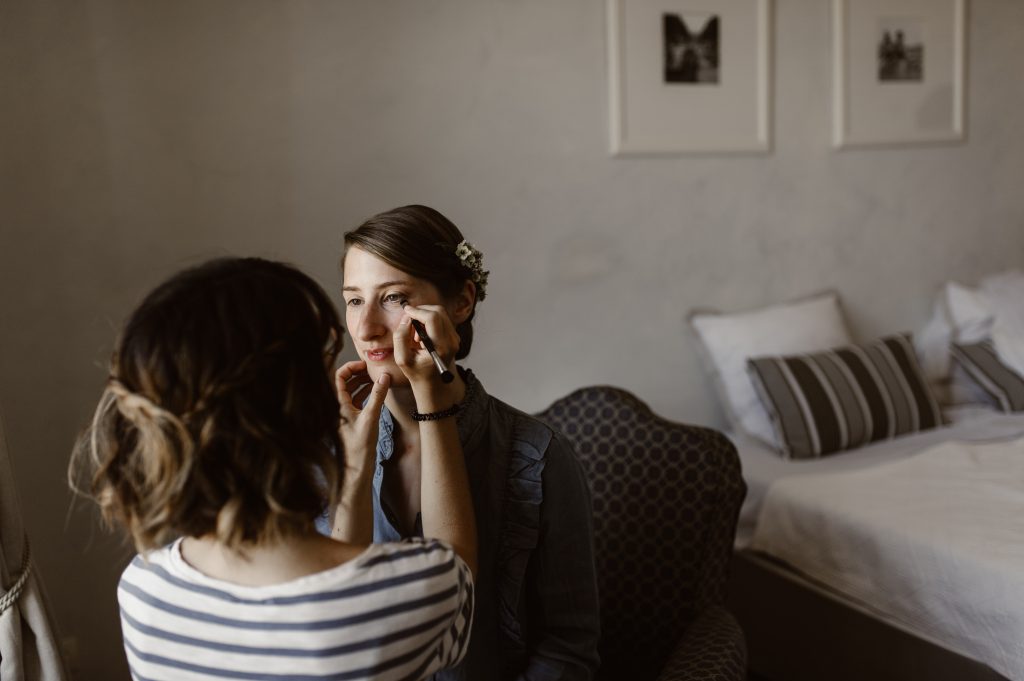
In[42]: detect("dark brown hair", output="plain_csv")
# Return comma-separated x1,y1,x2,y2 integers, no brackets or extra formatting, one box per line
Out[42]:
70,257,344,552
343,205,480,360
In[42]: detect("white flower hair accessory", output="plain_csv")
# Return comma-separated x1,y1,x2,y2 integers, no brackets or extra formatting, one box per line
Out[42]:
455,240,489,301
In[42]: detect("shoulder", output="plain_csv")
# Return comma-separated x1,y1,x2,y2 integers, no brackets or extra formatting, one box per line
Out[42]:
510,401,585,467
358,540,473,618
356,539,471,585
117,544,184,612
486,396,589,487
358,537,458,567
119,545,174,583
487,397,557,453
467,374,587,488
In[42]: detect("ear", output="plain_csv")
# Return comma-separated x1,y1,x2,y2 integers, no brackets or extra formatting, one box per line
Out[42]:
449,279,477,325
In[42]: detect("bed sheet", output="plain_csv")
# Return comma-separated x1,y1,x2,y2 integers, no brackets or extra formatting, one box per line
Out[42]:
731,405,1024,548
743,411,1024,680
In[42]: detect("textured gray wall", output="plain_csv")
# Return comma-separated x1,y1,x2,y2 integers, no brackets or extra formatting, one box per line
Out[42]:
1,1,1022,678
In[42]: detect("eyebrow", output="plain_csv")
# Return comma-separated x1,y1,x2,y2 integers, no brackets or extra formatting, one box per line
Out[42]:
342,280,414,293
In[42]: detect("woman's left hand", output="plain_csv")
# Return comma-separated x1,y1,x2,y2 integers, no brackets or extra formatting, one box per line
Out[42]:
330,360,390,545
335,360,390,474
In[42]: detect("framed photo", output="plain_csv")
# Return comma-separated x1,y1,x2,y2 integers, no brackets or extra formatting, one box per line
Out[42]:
832,0,966,148
607,0,772,156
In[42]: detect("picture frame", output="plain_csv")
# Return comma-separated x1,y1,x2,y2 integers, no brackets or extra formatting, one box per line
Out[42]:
607,0,772,156
832,0,966,149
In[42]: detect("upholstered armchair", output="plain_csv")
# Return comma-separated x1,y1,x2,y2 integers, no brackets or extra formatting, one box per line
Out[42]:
536,386,747,681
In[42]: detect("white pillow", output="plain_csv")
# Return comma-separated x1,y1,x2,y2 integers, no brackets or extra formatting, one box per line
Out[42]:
690,292,853,447
979,270,1024,379
914,281,994,405
914,270,1024,405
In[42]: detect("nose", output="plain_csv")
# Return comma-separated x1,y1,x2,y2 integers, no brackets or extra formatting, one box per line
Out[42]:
352,302,388,343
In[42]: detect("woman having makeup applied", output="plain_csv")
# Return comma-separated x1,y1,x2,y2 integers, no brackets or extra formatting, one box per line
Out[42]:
71,257,476,681
333,205,600,680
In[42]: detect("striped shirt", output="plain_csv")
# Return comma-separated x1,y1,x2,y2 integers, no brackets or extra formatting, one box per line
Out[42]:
118,538,474,681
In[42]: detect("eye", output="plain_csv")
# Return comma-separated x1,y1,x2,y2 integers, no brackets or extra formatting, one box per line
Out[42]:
345,298,363,308
382,292,406,309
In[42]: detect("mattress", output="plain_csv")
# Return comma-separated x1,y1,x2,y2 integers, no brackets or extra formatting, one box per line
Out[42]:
731,405,1023,548
736,408,1024,680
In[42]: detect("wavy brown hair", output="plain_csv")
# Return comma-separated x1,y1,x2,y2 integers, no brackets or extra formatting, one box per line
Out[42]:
70,257,344,552
344,205,480,359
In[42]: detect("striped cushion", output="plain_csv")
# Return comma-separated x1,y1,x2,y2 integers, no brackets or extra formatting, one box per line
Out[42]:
748,335,943,459
951,340,1024,412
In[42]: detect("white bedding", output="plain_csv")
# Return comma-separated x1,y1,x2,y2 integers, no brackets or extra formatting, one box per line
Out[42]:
732,405,1023,547
747,420,1024,680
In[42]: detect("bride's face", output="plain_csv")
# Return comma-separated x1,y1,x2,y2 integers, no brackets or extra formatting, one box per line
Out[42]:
341,246,447,385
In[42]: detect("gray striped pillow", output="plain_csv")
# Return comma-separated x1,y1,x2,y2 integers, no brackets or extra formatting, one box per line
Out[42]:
748,335,944,459
951,340,1024,412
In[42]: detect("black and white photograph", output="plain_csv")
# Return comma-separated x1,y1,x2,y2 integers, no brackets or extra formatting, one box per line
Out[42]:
609,0,770,154
834,0,963,148
663,12,720,83
877,18,924,82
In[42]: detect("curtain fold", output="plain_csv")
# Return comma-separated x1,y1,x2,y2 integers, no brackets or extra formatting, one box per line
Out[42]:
0,411,69,681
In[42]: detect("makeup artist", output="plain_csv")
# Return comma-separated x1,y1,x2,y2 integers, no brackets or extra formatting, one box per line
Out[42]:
330,205,600,681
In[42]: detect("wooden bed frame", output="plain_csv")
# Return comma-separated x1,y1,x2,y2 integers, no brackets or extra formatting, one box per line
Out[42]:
727,550,1010,681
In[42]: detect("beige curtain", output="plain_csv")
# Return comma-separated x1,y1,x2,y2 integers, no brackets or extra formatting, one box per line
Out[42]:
0,411,69,681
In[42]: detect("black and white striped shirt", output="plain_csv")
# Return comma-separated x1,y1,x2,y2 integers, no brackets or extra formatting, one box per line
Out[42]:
118,538,474,681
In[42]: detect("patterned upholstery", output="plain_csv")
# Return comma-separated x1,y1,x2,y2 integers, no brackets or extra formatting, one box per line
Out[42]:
536,386,747,681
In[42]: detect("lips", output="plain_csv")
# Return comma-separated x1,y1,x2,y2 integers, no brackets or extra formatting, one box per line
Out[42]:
365,348,394,362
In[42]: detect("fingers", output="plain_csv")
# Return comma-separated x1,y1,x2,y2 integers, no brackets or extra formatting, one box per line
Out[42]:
400,304,459,363
336,360,368,388
361,373,391,423
347,373,374,404
391,313,442,386
392,315,416,368
399,304,447,334
336,361,371,417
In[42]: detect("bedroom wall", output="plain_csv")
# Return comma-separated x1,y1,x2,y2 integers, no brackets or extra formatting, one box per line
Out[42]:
0,0,1022,677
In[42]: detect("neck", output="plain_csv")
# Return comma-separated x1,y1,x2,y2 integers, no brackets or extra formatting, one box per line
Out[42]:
188,528,314,560
181,527,345,586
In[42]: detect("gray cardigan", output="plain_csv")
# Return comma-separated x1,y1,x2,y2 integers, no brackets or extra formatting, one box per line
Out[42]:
372,369,600,681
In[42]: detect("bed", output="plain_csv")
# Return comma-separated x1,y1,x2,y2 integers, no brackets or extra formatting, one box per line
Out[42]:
733,404,1016,548
689,274,1024,681
730,406,1024,681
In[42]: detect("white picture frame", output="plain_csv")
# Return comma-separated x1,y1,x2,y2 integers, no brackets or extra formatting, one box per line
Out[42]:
832,0,966,149
607,0,772,156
